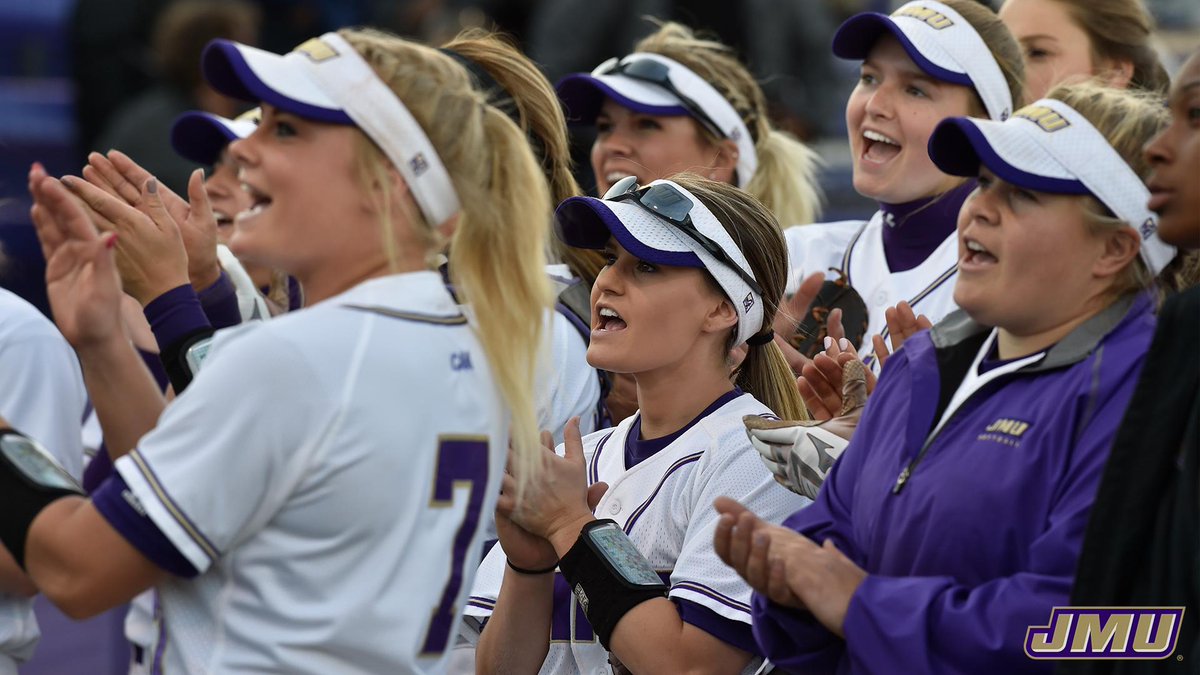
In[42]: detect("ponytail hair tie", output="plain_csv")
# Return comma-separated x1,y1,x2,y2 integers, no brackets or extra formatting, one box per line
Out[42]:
746,330,774,347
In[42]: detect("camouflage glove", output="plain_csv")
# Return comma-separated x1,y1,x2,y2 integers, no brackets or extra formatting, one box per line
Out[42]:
746,360,869,498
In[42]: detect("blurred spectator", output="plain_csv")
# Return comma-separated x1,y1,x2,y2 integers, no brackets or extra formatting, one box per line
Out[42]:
529,1,844,141
93,0,260,195
70,0,170,162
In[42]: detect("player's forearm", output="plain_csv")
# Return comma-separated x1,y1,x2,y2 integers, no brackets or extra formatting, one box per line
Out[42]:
608,599,753,675
77,337,166,460
25,497,162,619
0,546,36,597
475,568,554,674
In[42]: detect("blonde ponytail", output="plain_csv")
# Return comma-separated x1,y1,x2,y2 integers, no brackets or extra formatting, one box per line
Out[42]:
449,105,554,486
670,174,807,420
340,28,553,487
745,130,822,227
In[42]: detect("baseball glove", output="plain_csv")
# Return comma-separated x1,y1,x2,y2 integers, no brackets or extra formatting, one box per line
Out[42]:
789,270,869,359
746,360,869,499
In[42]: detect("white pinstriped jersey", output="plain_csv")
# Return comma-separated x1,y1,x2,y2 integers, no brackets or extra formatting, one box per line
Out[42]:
464,392,810,675
113,271,508,674
784,212,960,371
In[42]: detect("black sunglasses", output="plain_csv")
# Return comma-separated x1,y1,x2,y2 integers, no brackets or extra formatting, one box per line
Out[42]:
603,176,763,297
597,57,727,140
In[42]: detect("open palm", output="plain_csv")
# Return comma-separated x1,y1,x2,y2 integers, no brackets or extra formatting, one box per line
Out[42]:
29,171,123,349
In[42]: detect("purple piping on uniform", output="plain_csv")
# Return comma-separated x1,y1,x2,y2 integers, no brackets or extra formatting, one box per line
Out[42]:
622,453,704,534
588,431,615,485
672,580,752,614
128,450,222,562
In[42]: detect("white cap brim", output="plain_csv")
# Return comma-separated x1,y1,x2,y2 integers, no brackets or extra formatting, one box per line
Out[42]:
556,179,766,345
929,98,1176,274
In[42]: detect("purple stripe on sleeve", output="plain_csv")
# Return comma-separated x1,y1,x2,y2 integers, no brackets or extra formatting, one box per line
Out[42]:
672,580,752,613
92,473,200,578
143,284,214,349
195,269,242,329
675,598,759,655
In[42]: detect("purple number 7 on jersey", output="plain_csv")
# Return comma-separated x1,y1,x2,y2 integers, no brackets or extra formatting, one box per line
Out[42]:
420,436,490,656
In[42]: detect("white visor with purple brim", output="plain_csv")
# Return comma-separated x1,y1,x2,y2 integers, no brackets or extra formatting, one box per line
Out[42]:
556,178,765,346
556,53,758,188
201,32,460,227
928,97,1176,274
833,0,1012,122
170,108,260,166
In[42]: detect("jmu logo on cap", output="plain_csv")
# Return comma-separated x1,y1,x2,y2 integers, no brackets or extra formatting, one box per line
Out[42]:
1014,105,1071,132
1140,218,1157,239
409,153,429,176
293,37,339,62
893,5,955,29
742,292,755,313
1025,607,1186,660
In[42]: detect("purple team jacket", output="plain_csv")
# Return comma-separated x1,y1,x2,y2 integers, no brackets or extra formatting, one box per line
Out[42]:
752,293,1156,674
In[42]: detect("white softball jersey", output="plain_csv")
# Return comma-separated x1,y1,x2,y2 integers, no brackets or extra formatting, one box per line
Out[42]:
464,391,811,675
0,287,86,672
108,271,508,673
784,213,960,370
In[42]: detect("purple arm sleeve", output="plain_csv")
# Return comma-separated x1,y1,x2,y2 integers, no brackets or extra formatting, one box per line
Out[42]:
91,472,199,577
143,284,213,349
195,269,242,329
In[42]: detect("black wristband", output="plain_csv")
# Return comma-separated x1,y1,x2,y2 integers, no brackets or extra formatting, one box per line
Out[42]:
0,430,84,569
160,327,215,394
557,519,667,649
506,559,558,575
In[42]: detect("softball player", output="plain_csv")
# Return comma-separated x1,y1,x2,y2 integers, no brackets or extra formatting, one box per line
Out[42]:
11,28,552,673
723,82,1175,675
0,287,86,675
467,175,809,674
998,0,1169,99
557,21,822,233
781,0,1025,369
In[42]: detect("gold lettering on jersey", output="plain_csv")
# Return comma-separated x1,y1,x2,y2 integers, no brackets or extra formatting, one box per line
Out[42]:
293,37,339,62
1014,105,1071,132
893,6,955,29
980,417,1032,447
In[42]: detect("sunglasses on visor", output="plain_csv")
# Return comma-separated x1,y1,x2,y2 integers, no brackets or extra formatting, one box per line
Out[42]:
596,57,727,141
603,176,763,297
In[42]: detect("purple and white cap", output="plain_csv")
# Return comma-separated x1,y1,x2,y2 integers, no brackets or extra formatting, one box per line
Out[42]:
928,98,1176,274
556,53,758,188
833,0,1012,122
170,108,260,166
555,179,765,346
201,32,460,227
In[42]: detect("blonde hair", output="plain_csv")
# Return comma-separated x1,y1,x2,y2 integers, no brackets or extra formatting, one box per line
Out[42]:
1046,81,1169,298
1053,0,1170,94
341,28,554,485
634,22,823,227
670,174,808,421
442,29,607,286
